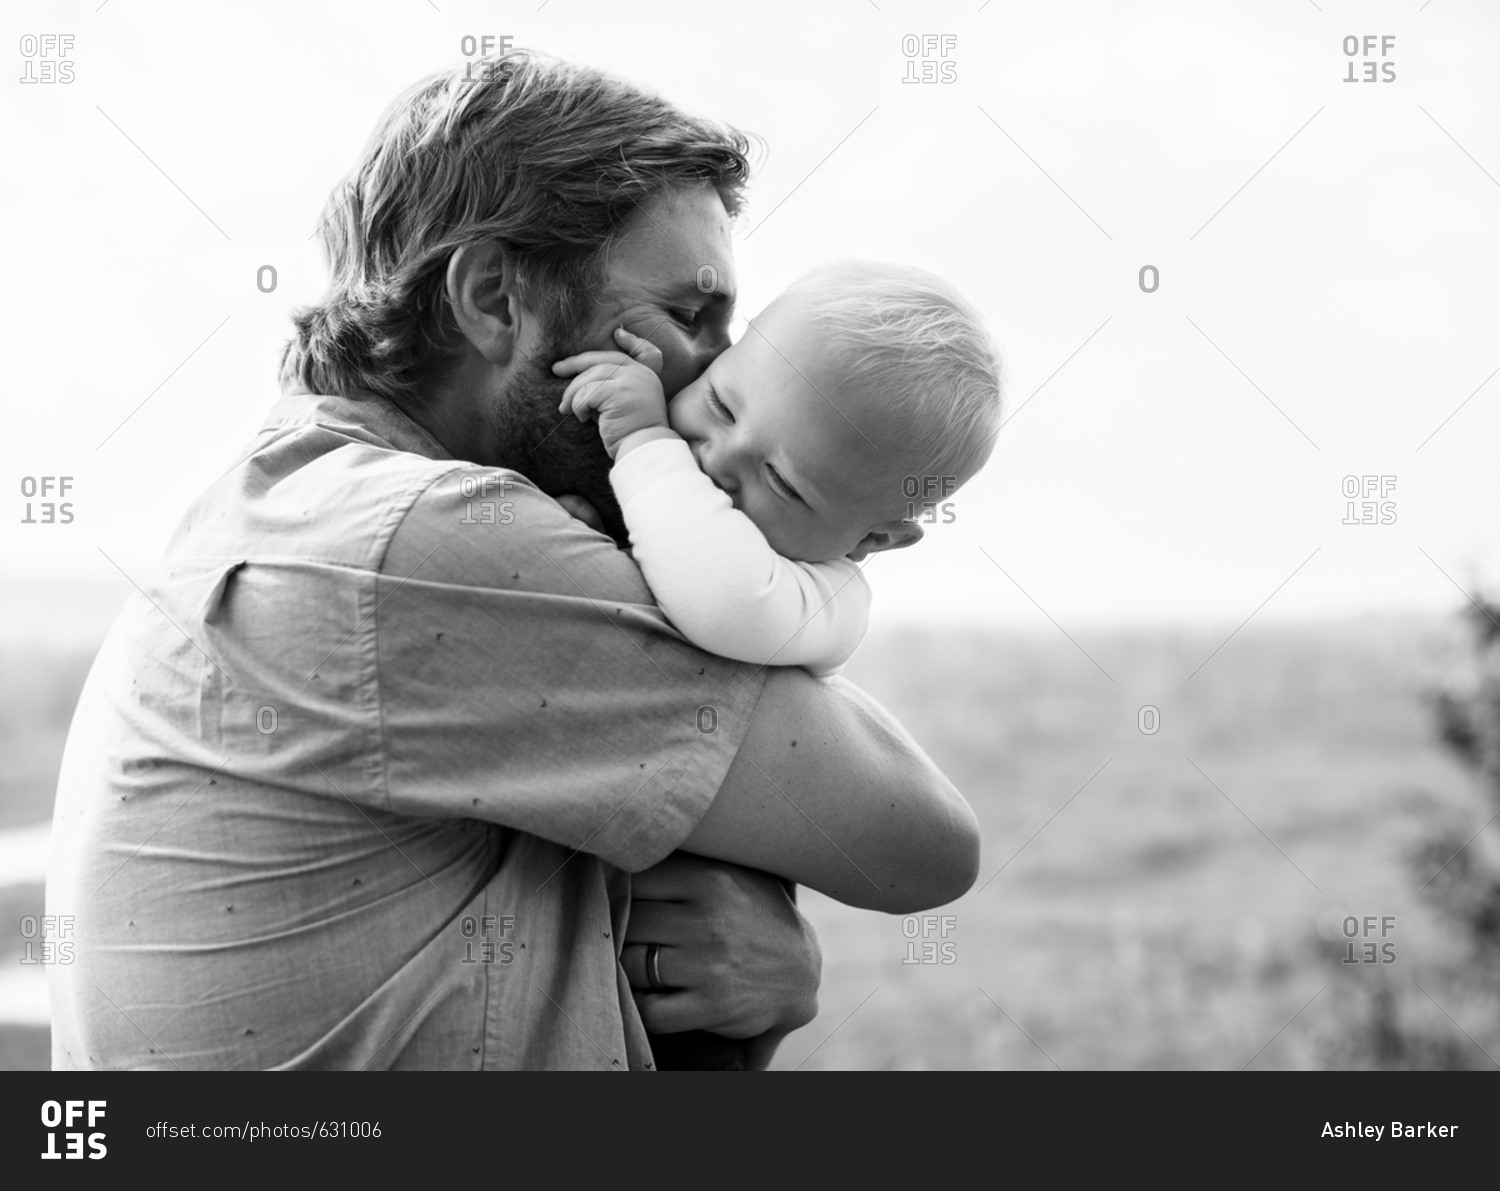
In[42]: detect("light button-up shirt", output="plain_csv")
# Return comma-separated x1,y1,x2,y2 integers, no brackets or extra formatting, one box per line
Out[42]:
47,388,766,1069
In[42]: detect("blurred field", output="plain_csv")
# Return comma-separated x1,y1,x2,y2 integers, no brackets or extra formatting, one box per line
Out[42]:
775,616,1497,1069
3,616,1496,1070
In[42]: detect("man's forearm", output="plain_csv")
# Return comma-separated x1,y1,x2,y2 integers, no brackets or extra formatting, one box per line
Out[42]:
681,669,981,913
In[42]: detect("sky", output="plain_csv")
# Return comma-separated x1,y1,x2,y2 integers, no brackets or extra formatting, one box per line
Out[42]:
3,0,1498,645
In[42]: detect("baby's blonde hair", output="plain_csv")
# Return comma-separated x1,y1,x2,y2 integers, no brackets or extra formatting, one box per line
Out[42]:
785,260,1004,504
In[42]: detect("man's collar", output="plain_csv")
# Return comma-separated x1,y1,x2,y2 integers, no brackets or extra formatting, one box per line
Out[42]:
263,386,455,462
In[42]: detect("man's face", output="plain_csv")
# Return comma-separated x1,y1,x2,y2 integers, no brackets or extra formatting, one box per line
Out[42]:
580,185,738,397
491,185,737,540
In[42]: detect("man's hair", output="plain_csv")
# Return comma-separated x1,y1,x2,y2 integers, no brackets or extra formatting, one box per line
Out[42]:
282,49,754,404
784,260,1005,493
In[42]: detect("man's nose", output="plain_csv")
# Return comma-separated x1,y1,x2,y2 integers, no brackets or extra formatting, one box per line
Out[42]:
699,324,732,361
678,342,722,392
664,345,715,400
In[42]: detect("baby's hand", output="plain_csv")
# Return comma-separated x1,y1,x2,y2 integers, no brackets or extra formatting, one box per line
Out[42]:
553,328,673,459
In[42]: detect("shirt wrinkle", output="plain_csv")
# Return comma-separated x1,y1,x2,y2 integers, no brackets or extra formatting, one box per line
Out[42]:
47,388,766,1070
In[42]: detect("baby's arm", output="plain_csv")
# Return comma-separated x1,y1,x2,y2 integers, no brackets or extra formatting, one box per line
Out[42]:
554,330,870,674
613,439,869,673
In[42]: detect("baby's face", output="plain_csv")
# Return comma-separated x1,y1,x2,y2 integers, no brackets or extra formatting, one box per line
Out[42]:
668,292,905,563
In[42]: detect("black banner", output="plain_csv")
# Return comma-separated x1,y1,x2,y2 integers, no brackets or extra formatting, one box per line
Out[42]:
0,1072,1489,1177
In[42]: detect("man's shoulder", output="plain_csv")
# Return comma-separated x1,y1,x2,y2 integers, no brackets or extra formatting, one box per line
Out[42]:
188,387,650,605
384,465,654,605
164,391,475,575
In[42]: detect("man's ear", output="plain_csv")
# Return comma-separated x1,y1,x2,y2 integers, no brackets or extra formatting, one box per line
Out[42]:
847,519,923,563
445,242,522,367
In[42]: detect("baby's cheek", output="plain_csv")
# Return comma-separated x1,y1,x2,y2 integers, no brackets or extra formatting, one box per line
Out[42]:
760,511,825,563
666,386,704,438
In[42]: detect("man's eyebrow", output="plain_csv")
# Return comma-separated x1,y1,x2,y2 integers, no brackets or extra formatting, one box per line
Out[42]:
663,278,734,304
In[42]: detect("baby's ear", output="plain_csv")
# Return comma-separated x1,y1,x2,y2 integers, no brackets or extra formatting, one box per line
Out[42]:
847,519,923,562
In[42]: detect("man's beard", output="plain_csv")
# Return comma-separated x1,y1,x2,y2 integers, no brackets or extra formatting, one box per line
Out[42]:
489,332,628,543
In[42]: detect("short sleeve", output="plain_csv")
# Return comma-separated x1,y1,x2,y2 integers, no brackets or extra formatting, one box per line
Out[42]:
373,466,767,872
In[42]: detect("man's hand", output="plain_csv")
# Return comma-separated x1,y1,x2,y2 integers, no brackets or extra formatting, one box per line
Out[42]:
553,328,675,459
551,494,606,532
622,853,821,1047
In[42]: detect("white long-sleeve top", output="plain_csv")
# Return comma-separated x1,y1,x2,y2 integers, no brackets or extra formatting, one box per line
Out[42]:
610,437,870,676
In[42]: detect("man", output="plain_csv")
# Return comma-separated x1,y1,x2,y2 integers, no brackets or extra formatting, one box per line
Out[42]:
47,49,979,1070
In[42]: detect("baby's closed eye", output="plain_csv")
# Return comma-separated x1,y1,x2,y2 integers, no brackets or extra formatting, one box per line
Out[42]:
707,386,734,422
764,463,802,503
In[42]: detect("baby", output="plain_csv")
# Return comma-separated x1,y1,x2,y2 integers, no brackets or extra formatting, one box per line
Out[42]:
553,260,1003,675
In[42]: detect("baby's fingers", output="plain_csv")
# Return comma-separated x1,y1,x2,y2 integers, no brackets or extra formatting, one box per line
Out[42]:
559,365,615,418
559,377,595,419
552,349,635,378
613,327,664,373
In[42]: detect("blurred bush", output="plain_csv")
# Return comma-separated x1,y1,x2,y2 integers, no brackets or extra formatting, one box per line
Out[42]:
1317,601,1500,1069
1425,601,1500,968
